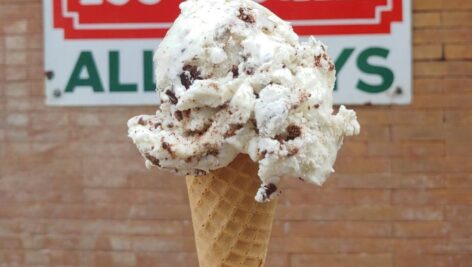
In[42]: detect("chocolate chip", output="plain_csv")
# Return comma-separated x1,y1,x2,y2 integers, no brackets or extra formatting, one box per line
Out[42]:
298,177,305,181
180,65,202,89
154,123,162,129
145,154,161,167
231,65,239,78
286,124,301,140
224,124,244,138
274,134,285,143
315,55,322,68
314,104,320,109
174,111,183,121
328,62,335,71
249,118,259,134
185,123,211,136
183,109,191,118
162,142,176,158
265,183,277,198
238,7,255,24
245,67,254,75
203,143,220,157
138,117,147,126
165,90,178,104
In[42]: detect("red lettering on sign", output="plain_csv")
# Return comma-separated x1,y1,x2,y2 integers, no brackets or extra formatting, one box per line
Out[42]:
53,0,403,39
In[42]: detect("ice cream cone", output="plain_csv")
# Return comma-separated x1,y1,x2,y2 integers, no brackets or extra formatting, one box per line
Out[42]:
186,155,277,267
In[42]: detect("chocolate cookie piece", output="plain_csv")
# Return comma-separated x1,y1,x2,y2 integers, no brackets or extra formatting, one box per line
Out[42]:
180,65,202,89
286,124,301,140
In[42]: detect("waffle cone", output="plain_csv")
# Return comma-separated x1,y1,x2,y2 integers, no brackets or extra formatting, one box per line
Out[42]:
186,155,277,267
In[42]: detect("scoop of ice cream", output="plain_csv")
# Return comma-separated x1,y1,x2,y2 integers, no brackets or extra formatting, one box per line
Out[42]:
127,0,360,202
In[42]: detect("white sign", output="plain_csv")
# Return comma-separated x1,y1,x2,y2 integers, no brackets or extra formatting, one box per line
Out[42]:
43,0,411,106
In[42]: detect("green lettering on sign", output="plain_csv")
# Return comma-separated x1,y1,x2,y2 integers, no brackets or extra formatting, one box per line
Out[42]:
65,51,104,93
334,48,355,91
356,47,394,93
109,51,138,92
144,50,156,92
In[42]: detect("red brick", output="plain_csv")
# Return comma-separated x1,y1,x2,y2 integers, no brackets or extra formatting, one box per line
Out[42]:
413,12,441,28
271,237,394,253
413,0,442,11
81,188,188,204
414,78,444,94
393,238,449,253
136,252,198,267
412,93,472,108
2,20,27,34
445,206,472,221
6,113,29,127
0,236,22,249
24,250,49,265
26,34,43,49
278,221,391,238
449,222,472,238
275,205,443,221
357,110,443,125
414,61,472,77
448,238,472,253
392,126,445,141
335,174,446,189
4,36,27,50
337,141,367,157
290,254,392,267
393,222,450,237
393,189,472,205
445,44,472,60
439,0,472,9
414,44,443,60
5,66,27,81
108,236,195,252
5,52,27,65
368,141,444,157
334,157,391,174
444,78,472,93
445,110,472,124
265,253,288,267
414,28,472,44
0,249,25,264
4,82,30,97
282,189,391,205
351,125,390,141
442,11,472,26
446,142,472,156
395,254,453,267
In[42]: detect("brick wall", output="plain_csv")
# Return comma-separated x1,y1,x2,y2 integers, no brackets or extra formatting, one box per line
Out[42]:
0,0,471,266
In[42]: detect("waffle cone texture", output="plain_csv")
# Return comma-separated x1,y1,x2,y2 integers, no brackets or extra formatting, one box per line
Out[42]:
186,155,277,267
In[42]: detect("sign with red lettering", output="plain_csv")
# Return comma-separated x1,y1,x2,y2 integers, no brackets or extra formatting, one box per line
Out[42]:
43,0,412,106
53,0,403,38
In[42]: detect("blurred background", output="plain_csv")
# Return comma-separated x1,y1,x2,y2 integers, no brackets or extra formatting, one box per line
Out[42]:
1,0,472,266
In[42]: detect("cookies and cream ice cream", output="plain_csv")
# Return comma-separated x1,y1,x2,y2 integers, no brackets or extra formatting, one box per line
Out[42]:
127,0,360,202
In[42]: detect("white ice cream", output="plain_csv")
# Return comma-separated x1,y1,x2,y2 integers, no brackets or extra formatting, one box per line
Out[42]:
128,0,360,202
